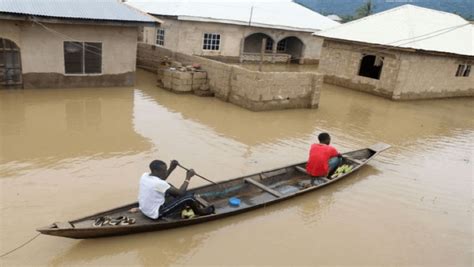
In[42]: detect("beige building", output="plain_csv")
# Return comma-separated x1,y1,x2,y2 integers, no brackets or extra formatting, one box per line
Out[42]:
0,0,158,89
126,0,339,64
315,5,473,100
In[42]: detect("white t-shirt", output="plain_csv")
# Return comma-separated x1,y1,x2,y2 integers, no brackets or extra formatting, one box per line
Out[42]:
138,173,171,219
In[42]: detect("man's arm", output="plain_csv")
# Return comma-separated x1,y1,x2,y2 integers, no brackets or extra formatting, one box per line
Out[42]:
166,169,195,197
329,146,341,158
165,160,179,179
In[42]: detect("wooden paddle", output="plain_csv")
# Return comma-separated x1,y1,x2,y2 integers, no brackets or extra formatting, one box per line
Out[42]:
177,163,218,185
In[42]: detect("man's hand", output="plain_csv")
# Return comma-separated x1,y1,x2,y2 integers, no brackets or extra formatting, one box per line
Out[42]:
170,160,179,168
186,169,196,179
166,160,179,179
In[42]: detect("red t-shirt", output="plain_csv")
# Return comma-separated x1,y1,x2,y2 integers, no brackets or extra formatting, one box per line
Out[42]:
306,143,339,177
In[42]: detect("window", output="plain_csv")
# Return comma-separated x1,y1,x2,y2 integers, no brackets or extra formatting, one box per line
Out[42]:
64,42,102,74
265,39,273,51
455,64,471,77
203,33,220,50
358,54,384,80
0,38,22,86
156,28,165,46
277,39,287,52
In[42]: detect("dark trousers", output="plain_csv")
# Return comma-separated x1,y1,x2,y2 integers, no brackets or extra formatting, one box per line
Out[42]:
160,193,214,218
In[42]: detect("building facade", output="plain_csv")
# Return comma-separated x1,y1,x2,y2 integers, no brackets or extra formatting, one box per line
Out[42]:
0,0,158,89
319,40,473,100
141,17,326,64
316,5,473,100
127,0,338,64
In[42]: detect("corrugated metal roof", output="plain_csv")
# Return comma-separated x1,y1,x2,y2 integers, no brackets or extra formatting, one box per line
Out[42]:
315,5,473,57
125,0,340,32
0,0,158,24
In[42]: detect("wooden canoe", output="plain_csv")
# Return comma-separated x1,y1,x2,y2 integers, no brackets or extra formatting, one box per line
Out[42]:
37,143,390,239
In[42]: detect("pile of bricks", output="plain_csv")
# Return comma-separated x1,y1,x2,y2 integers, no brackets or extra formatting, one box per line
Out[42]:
157,61,212,96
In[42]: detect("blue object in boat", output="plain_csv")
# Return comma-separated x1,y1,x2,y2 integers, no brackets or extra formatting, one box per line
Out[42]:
229,197,241,207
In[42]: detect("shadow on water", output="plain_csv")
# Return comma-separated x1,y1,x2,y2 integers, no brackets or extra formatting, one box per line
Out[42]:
48,164,380,266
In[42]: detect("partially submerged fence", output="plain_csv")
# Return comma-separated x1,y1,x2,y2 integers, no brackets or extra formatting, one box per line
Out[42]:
137,43,322,111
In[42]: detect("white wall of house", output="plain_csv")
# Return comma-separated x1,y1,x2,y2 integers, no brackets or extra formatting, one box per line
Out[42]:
1,20,138,74
142,17,324,63
1,19,140,88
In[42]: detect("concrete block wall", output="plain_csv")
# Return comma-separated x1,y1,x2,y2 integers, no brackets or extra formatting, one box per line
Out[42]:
229,67,321,110
174,52,234,99
319,39,474,100
157,69,208,92
138,43,322,111
319,40,401,98
137,43,174,72
394,53,474,99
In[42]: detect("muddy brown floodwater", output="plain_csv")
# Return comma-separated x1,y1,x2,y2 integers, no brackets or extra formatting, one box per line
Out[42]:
1,69,473,266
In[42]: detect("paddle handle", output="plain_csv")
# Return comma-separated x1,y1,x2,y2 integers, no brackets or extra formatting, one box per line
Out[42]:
177,164,218,185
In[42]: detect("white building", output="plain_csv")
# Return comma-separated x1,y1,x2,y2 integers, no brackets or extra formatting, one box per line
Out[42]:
315,5,473,100
0,0,158,89
326,14,342,23
126,0,339,64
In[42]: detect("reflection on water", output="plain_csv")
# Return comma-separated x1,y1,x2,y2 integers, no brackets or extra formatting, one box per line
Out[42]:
0,69,473,266
0,88,151,176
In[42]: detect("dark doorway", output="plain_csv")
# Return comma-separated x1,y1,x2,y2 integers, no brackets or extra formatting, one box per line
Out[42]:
0,38,22,88
358,54,383,80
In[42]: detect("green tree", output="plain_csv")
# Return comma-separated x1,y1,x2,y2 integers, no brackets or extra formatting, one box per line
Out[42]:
340,14,354,23
355,0,375,18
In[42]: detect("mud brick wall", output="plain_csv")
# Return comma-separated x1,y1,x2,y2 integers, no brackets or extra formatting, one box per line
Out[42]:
138,43,322,111
319,40,474,100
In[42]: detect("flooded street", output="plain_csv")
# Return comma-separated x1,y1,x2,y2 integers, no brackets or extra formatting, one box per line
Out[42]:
1,69,472,266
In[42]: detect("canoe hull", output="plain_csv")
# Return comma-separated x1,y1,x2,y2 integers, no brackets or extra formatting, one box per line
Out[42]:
37,143,390,239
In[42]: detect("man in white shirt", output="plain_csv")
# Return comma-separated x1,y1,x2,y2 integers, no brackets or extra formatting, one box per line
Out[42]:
138,160,214,219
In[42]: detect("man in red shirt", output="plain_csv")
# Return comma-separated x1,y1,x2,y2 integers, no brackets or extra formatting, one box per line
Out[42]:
306,133,342,177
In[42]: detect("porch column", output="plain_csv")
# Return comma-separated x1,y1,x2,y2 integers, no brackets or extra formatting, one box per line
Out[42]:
271,40,277,64
239,36,245,63
299,44,305,64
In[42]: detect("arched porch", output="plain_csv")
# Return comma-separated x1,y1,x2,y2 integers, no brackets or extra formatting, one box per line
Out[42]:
243,32,274,53
276,36,305,64
240,33,305,64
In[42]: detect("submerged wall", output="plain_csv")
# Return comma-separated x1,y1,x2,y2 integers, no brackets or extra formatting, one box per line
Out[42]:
319,39,474,100
137,43,322,111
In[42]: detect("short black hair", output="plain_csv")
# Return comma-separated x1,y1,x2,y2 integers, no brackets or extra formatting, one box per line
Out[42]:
318,132,331,143
149,160,167,172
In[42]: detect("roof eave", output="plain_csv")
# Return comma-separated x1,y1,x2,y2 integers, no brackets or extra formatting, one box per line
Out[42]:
175,15,320,32
0,12,159,27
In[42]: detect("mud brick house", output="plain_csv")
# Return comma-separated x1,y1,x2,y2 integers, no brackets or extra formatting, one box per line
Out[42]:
315,5,473,100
